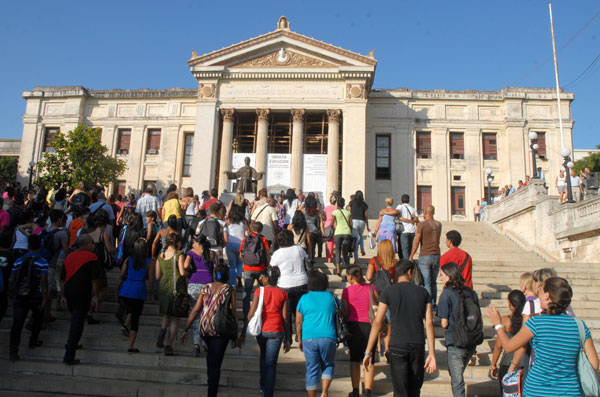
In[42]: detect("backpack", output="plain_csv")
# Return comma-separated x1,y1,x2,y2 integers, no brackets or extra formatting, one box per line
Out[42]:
182,217,201,253
452,288,484,349
241,233,266,266
38,228,61,262
372,257,392,295
8,255,41,298
501,369,523,397
70,192,90,209
214,286,238,340
94,232,114,270
198,217,223,248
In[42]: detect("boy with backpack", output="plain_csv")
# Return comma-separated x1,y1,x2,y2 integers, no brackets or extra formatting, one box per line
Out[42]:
239,221,269,322
9,234,49,362
195,202,226,264
40,209,69,323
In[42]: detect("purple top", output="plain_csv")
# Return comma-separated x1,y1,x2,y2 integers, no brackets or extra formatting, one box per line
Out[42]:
187,250,213,285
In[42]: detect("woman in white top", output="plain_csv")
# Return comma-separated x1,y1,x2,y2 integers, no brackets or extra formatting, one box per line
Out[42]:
223,205,246,290
270,229,307,344
555,170,567,204
283,188,302,227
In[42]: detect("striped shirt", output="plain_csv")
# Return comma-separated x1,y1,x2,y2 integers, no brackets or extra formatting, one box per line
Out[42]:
198,284,230,337
11,253,49,298
524,314,591,396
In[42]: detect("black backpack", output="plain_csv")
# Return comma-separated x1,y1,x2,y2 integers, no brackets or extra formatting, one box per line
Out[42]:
38,228,61,262
9,255,41,298
70,192,90,210
198,217,223,248
241,233,266,266
452,288,484,349
182,217,201,253
94,232,114,270
214,286,238,340
372,257,392,295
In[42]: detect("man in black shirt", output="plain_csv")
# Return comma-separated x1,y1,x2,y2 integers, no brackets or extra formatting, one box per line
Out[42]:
363,259,436,396
60,234,100,365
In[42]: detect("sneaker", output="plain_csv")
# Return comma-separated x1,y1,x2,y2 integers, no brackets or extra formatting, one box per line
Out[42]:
63,358,80,366
193,345,200,358
164,345,176,356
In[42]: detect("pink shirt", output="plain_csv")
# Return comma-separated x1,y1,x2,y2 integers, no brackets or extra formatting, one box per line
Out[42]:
323,204,336,228
342,283,375,323
0,209,9,227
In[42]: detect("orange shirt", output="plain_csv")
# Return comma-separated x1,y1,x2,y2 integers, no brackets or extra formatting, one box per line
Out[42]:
68,218,84,247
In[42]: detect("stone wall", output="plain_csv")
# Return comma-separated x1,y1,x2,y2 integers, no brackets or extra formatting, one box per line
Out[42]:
485,179,600,263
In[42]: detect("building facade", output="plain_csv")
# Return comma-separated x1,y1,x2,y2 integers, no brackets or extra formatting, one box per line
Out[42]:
17,17,574,220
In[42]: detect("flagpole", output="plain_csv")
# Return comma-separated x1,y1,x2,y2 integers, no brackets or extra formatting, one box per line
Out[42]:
549,3,565,150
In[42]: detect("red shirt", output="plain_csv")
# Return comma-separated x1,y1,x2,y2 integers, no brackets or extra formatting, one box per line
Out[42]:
63,250,98,283
368,256,395,281
240,233,270,272
440,247,472,288
254,286,288,333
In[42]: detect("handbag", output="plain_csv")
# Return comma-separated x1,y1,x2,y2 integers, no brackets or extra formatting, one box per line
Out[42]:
168,253,190,318
246,286,264,336
501,369,522,397
413,261,424,287
368,234,376,250
575,318,600,396
115,226,127,267
323,226,334,241
332,292,351,346
303,257,315,272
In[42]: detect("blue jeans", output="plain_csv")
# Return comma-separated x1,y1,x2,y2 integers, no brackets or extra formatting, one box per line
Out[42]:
418,255,440,306
256,332,283,397
203,335,229,397
243,270,263,321
400,233,415,260
226,242,242,286
187,283,205,345
302,337,336,391
352,219,366,260
447,345,475,397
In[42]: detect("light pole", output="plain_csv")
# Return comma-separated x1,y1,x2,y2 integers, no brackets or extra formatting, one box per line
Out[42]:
528,131,539,179
485,167,493,203
27,161,36,191
560,148,575,204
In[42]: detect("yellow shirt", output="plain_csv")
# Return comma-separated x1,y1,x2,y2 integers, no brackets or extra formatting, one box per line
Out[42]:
163,198,182,219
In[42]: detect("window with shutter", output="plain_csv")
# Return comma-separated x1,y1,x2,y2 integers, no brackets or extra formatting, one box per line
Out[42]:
43,127,59,152
183,133,194,177
146,129,161,154
451,187,466,215
536,132,546,158
416,132,431,159
117,129,131,155
482,133,497,160
417,186,432,213
450,133,464,159
376,135,391,179
115,180,127,197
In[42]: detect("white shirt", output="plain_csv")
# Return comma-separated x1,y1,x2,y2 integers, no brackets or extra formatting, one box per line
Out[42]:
283,199,300,224
270,245,308,288
396,203,416,234
570,176,582,188
225,222,246,245
522,298,541,316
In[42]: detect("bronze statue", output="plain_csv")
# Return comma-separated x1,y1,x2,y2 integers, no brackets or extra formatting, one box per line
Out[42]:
223,157,263,193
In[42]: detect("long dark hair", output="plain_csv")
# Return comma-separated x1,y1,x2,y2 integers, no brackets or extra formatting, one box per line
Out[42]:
543,277,572,315
304,195,318,216
228,204,245,224
291,210,307,235
131,238,148,271
285,188,296,206
354,190,364,203
441,262,466,292
346,265,366,285
508,290,526,334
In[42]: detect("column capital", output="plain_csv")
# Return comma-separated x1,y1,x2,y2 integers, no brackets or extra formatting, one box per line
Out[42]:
326,109,342,123
256,108,271,122
221,108,235,121
291,108,305,122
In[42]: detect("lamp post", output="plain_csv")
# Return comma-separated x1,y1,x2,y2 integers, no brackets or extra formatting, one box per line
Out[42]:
560,148,575,204
528,131,539,179
485,167,493,203
27,161,36,191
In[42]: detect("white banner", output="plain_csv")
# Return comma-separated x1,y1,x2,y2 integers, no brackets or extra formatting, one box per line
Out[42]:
230,153,256,192
266,153,291,189
302,154,327,197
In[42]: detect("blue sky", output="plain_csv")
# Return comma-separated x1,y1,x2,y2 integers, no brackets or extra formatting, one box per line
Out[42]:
1,0,598,149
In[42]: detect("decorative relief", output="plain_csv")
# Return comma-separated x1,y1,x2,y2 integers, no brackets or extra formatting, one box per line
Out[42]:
232,50,336,68
256,108,270,121
221,108,235,121
220,83,344,100
326,109,341,123
346,84,365,99
277,16,290,30
291,109,305,122
446,105,467,120
198,83,216,98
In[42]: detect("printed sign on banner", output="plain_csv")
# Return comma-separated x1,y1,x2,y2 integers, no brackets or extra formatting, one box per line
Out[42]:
267,154,291,190
230,153,255,192
302,154,327,198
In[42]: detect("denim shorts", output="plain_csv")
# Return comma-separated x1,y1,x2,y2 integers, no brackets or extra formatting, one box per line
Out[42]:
302,337,336,390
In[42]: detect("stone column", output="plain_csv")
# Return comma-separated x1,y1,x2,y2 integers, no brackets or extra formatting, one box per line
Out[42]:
255,109,270,191
217,109,235,194
326,109,341,198
290,109,305,189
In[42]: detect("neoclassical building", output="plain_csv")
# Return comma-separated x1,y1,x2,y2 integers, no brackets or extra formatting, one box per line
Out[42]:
18,17,574,220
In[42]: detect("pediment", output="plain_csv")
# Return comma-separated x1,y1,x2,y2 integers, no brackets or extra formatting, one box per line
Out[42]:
227,49,340,69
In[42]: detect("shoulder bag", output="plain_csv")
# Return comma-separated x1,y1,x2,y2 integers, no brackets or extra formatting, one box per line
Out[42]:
168,253,190,318
215,285,238,340
332,292,352,346
246,286,264,336
575,318,600,396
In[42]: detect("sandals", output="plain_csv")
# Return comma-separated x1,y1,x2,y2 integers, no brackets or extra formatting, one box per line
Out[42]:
128,348,140,353
164,345,176,356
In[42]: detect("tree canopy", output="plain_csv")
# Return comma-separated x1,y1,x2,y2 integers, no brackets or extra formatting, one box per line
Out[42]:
36,126,126,189
0,156,18,185
573,144,600,174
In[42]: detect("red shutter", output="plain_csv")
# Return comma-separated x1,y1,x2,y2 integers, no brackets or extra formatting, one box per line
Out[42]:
43,127,58,152
483,133,497,160
451,187,466,215
417,132,431,159
147,130,161,153
450,133,464,159
417,186,432,212
115,181,126,197
537,133,546,157
118,130,131,154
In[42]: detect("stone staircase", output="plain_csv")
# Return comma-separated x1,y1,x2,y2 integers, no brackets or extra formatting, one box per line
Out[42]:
1,220,599,396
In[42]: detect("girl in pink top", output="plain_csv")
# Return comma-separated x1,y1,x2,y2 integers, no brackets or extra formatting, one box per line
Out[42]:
342,265,376,397
322,195,337,262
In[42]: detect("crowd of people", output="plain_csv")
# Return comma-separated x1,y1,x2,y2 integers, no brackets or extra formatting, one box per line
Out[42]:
1,180,598,397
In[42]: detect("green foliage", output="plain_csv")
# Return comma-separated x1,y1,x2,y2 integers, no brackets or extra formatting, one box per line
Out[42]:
573,146,600,174
36,126,126,190
0,156,18,184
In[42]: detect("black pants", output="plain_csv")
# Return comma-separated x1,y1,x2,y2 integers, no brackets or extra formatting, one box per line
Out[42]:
389,343,425,397
10,296,43,356
334,234,351,267
203,335,229,397
282,284,308,342
119,297,144,332
64,301,89,362
309,232,322,259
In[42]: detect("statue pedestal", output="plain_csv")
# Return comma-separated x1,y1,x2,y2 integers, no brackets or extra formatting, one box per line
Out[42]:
219,192,235,209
